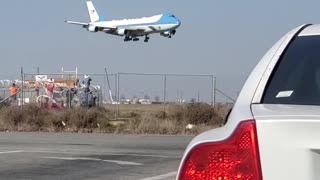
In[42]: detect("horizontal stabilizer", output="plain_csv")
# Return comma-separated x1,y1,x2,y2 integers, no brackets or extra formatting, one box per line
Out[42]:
65,21,89,26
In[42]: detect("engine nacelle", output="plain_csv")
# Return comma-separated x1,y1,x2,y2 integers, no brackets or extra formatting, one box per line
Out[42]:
160,31,170,37
87,25,98,32
117,29,128,36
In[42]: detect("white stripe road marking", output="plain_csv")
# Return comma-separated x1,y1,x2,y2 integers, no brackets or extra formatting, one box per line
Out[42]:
42,157,143,166
43,157,101,161
102,160,142,166
0,151,23,154
0,149,180,158
20,150,179,158
139,171,177,180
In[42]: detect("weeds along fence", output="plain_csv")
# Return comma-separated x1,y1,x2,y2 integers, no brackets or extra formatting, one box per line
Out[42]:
0,71,236,121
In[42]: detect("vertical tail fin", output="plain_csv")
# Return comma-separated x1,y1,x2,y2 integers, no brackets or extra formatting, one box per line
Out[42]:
86,1,105,22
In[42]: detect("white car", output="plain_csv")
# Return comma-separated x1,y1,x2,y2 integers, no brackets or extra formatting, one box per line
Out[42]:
177,24,320,180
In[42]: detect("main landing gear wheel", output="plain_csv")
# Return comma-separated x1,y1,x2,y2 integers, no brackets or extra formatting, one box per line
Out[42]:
144,35,150,42
133,37,139,41
124,36,132,42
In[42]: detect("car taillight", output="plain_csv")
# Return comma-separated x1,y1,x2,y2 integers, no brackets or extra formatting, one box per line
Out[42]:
178,120,262,180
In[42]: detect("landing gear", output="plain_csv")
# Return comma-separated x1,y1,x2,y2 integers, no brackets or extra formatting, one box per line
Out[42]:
123,35,143,42
124,36,132,42
168,30,176,38
144,35,150,42
160,31,176,39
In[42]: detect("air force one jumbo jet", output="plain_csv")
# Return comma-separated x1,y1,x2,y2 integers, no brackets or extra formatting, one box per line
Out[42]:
66,1,181,42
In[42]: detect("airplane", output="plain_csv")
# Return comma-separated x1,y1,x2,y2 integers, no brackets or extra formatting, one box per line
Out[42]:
65,1,181,42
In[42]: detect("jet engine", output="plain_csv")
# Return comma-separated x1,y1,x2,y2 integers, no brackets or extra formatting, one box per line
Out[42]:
160,31,170,37
87,25,98,32
117,29,128,36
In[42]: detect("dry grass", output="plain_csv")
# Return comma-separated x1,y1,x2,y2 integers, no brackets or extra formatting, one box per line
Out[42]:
0,103,231,135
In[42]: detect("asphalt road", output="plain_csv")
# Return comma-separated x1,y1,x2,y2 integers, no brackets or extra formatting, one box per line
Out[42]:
0,132,193,180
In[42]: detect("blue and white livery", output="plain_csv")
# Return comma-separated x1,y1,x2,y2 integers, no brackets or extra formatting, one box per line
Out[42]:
66,1,181,42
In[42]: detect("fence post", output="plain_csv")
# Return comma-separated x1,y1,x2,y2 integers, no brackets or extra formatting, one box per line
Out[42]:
116,72,120,120
163,74,167,119
211,75,214,108
213,76,217,108
21,67,24,109
20,68,24,124
114,74,117,103
114,74,117,120
104,67,114,105
68,89,71,108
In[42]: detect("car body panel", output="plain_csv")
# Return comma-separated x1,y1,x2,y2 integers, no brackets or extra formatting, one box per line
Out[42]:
177,24,320,180
177,25,307,179
299,24,320,36
252,104,320,180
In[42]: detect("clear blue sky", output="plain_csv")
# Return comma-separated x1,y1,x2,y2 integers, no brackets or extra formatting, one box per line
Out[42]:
0,0,319,100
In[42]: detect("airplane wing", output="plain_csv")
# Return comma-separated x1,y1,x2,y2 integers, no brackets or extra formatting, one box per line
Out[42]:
65,20,115,31
65,21,146,36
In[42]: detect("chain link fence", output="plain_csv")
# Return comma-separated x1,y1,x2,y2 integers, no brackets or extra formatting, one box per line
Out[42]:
0,70,236,120
115,72,217,119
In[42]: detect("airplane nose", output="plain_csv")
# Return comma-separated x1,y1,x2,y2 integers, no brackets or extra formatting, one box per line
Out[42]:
176,19,181,27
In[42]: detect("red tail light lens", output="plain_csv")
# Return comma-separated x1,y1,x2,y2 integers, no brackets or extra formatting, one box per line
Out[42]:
178,120,262,180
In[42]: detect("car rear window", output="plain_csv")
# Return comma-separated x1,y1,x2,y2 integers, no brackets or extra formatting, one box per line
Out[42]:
263,35,320,105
